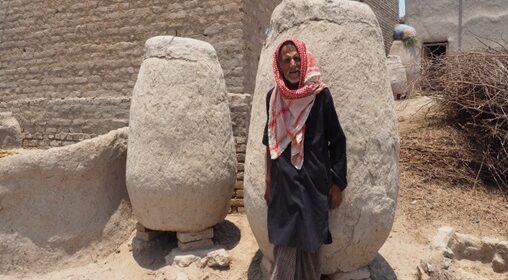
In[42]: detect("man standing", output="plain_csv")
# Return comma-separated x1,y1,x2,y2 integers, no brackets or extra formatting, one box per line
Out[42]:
262,39,347,280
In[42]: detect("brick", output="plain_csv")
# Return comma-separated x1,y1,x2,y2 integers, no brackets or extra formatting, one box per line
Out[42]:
237,153,246,162
230,198,243,207
236,144,246,153
235,180,244,189
236,189,244,198
178,238,214,252
177,228,214,243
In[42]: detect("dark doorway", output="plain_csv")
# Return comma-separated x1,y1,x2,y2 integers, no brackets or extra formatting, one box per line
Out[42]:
422,41,448,91
423,41,448,59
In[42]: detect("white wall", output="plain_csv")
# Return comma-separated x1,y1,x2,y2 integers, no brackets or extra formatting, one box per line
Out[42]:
405,0,508,51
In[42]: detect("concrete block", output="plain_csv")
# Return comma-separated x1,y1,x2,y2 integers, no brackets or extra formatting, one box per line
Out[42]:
178,238,214,252
176,228,213,243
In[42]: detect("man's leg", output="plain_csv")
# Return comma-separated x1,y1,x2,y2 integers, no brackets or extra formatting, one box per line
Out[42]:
294,248,321,280
271,245,297,280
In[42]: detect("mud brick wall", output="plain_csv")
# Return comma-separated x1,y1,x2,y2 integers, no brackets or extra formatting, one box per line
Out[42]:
359,0,399,54
229,0,280,212
0,0,246,146
3,97,130,147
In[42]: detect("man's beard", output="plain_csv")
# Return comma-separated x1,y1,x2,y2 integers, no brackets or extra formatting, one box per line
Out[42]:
283,76,299,90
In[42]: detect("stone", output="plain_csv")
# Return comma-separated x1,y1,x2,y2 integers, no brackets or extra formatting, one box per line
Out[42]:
431,226,455,251
178,238,214,252
177,228,214,243
175,271,189,280
449,233,495,262
206,248,230,268
416,265,430,280
386,55,408,99
0,128,134,273
0,112,22,149
443,248,455,259
493,241,508,273
165,249,205,267
165,246,227,268
496,241,508,256
492,253,508,273
244,0,399,274
174,254,201,268
330,267,370,280
456,269,488,280
126,36,237,232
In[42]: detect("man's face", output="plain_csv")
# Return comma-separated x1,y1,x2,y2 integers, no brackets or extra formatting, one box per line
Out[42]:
279,44,301,84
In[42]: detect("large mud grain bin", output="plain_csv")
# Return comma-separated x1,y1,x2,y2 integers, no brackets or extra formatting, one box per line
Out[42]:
0,0,398,208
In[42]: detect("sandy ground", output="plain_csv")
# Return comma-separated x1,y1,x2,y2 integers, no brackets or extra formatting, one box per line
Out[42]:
1,96,507,279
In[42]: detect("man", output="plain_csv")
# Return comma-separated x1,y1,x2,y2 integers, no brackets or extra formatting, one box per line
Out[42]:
262,39,347,280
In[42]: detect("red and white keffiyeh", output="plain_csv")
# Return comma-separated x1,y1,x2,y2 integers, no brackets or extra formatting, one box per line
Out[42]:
268,39,326,169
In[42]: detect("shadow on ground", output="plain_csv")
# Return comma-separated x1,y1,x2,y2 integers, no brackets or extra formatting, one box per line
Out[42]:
213,219,241,250
245,250,398,280
132,232,178,270
132,219,241,270
247,250,264,280
369,253,398,280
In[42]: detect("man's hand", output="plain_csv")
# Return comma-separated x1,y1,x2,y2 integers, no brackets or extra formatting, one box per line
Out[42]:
264,177,272,205
328,184,343,210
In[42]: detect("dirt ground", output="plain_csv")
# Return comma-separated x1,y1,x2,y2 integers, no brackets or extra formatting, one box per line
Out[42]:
1,96,507,280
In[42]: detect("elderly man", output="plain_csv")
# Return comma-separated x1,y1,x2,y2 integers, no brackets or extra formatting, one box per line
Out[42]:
262,39,347,280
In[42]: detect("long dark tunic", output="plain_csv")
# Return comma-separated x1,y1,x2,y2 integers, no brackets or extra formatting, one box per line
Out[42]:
262,87,347,253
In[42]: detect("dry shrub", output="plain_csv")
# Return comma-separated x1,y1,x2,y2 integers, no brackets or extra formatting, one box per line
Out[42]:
420,48,508,190
400,123,477,187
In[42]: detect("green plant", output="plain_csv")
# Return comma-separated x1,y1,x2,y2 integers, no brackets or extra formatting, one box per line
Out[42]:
403,36,418,47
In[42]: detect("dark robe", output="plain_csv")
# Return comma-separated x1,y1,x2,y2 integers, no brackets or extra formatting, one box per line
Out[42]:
262,87,347,253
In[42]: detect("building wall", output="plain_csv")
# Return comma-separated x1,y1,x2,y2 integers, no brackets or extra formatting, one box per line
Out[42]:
359,0,399,54
0,0,250,147
405,0,508,51
230,0,280,210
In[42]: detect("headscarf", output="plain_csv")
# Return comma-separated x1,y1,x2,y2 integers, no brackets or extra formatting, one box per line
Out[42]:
267,39,326,169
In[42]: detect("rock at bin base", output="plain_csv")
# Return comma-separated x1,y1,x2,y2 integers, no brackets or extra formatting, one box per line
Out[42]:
244,0,399,275
165,246,230,269
126,36,237,232
206,248,230,268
